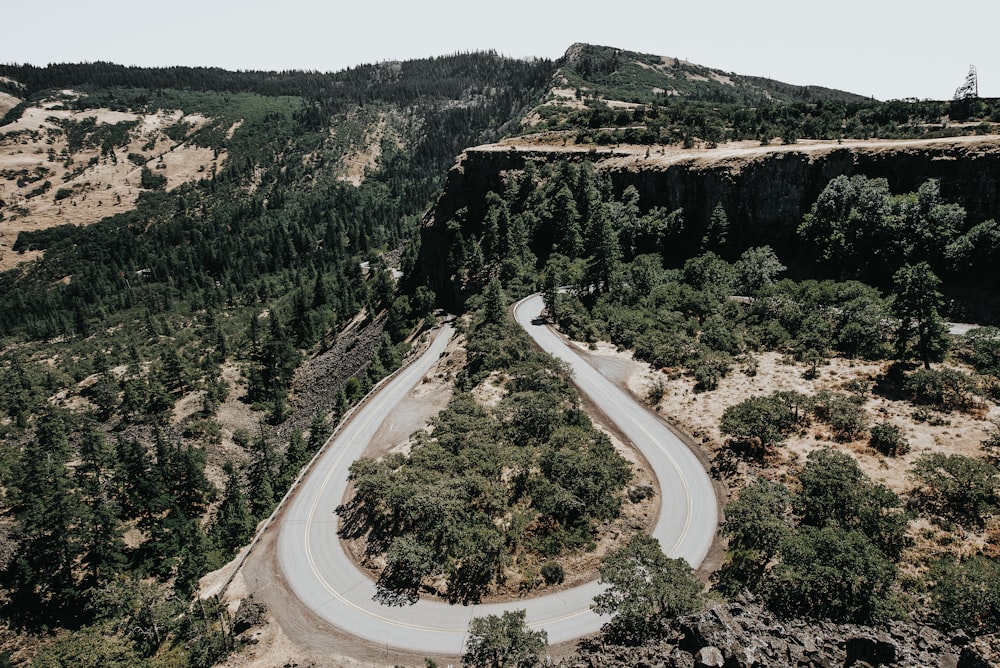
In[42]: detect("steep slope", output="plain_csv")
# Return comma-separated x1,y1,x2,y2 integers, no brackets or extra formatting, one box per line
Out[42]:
419,134,1000,319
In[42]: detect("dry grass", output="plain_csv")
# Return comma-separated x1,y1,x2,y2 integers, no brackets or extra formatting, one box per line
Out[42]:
0,93,226,272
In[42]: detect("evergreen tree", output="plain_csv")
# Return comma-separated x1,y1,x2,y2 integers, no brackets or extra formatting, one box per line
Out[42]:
550,186,583,258
588,203,622,294
483,277,507,325
115,438,169,531
77,427,126,588
8,410,82,622
702,202,729,251
247,432,279,518
891,262,948,368
211,462,254,554
307,411,332,451
279,428,308,487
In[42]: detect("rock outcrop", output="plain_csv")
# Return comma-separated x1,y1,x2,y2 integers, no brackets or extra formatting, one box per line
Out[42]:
565,598,998,667
418,136,1000,312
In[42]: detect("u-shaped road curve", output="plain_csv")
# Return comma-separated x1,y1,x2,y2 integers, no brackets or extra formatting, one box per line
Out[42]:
276,294,718,656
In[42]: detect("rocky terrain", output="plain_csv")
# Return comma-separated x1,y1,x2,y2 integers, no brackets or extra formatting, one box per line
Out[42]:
569,596,998,668
419,135,1000,315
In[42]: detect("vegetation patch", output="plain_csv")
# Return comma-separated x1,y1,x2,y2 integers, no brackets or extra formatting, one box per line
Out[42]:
338,317,634,604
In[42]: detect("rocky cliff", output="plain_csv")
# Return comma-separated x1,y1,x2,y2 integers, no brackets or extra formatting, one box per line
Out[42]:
418,135,1000,309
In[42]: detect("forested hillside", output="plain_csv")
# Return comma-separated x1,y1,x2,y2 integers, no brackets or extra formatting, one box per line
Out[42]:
0,52,554,666
523,44,1000,147
419,138,1000,663
2,42,1000,666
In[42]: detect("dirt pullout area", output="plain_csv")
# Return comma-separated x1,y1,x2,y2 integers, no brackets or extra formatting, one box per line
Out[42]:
0,92,226,272
479,133,1000,172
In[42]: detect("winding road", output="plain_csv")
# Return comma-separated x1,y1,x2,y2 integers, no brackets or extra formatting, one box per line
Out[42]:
276,294,718,656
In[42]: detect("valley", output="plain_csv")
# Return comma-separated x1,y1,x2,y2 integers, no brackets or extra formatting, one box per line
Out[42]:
1,43,999,667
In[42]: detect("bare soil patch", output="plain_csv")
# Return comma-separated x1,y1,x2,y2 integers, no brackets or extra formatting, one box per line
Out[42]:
0,91,19,116
486,134,1000,173
0,94,226,272
630,350,998,496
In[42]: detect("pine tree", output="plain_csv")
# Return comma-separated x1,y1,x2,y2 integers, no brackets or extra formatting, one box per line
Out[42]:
279,429,308,487
307,411,331,451
588,202,622,294
9,410,82,622
247,432,279,518
703,202,729,251
551,186,583,258
483,277,507,325
115,438,169,530
211,462,254,554
77,427,126,588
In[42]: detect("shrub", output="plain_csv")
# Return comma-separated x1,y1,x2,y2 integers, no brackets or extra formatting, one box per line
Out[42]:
691,353,730,392
869,421,909,457
904,368,979,412
910,453,999,525
140,166,167,190
541,561,565,585
720,391,805,454
811,390,869,441
929,555,1000,633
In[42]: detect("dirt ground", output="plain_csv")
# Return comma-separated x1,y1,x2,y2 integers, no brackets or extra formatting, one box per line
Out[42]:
482,133,1000,173
0,91,226,272
621,348,999,496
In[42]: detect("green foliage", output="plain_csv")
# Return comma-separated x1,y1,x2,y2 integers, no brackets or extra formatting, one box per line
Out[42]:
765,524,896,624
6,409,81,623
733,246,786,295
719,391,806,455
956,327,1000,378
462,609,548,668
795,448,909,560
31,624,145,668
716,479,792,595
210,462,255,554
910,453,999,526
869,421,910,457
540,561,564,585
891,263,949,368
139,166,167,191
902,368,979,412
809,390,869,441
592,535,705,643
718,449,907,624
338,320,631,604
483,277,508,325
929,555,1000,632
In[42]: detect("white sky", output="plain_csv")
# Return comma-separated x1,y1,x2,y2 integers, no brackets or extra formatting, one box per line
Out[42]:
3,0,997,101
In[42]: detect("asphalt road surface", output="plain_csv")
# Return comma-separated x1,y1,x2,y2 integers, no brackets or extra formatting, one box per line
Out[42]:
276,296,718,656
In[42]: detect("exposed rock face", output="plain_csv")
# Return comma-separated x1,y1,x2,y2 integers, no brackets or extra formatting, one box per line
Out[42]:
565,599,998,667
418,137,1000,311
232,595,267,636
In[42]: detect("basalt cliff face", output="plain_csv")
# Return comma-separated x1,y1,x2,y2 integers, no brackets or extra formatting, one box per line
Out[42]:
418,136,1000,308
